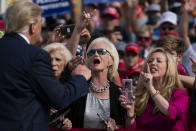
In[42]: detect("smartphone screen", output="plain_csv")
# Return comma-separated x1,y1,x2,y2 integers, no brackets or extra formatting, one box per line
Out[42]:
60,24,75,38
122,79,133,104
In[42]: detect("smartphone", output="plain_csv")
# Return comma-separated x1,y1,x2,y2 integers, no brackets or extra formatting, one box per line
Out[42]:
122,79,133,104
60,24,75,38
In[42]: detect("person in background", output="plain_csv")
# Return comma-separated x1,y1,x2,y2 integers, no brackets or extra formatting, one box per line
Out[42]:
0,1,91,130
156,35,189,76
119,48,188,131
120,43,144,88
159,11,178,37
100,6,120,34
178,0,196,77
146,3,161,29
136,25,154,58
115,41,126,76
68,37,125,131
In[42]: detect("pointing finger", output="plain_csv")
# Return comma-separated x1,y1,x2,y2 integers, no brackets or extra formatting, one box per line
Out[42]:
147,63,151,74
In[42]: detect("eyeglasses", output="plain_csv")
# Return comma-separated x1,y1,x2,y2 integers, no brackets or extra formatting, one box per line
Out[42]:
137,36,151,41
87,48,111,57
160,26,175,31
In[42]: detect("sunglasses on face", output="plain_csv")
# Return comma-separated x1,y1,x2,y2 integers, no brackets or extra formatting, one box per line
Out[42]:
160,26,175,31
87,48,111,57
137,36,151,41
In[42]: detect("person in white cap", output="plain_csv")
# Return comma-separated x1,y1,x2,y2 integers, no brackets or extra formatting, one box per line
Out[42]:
159,11,178,37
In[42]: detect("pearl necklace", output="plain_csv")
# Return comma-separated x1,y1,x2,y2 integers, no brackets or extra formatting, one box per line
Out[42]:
89,80,110,93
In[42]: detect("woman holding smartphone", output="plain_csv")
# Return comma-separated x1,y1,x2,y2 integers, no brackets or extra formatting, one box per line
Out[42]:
119,48,189,131
67,37,125,131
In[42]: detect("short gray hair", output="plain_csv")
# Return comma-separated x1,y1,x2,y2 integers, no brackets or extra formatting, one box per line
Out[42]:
5,1,42,33
86,37,119,79
43,43,72,66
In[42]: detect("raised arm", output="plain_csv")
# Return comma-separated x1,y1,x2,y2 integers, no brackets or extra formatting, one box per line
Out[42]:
160,0,169,13
66,11,95,56
179,74,195,88
124,0,138,35
178,1,192,49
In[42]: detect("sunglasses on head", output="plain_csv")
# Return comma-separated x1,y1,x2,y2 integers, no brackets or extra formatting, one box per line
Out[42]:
160,26,175,31
137,36,151,41
87,48,111,57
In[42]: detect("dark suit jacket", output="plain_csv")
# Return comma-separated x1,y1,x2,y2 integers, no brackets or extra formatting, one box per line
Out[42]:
0,34,88,131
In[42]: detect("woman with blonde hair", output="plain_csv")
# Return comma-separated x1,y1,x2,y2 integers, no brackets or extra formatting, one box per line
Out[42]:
119,48,188,131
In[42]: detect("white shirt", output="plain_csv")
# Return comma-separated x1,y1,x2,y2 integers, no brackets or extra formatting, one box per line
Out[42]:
83,91,110,129
17,33,30,44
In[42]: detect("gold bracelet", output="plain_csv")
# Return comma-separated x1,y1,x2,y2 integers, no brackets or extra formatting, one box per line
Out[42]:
152,90,160,98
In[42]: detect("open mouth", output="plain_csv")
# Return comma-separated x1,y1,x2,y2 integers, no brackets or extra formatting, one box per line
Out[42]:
93,59,101,65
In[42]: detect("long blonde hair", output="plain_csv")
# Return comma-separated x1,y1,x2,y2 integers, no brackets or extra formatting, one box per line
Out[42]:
135,48,183,116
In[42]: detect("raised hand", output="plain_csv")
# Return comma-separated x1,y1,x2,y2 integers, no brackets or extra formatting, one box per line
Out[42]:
189,56,196,74
75,10,96,33
80,28,91,45
184,0,196,12
140,63,153,89
126,0,138,8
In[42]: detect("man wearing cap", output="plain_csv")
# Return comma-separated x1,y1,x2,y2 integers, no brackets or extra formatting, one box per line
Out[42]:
146,3,161,27
159,11,178,37
120,43,144,83
101,6,120,32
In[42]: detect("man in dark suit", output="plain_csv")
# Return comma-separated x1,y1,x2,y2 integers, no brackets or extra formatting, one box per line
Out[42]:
0,1,91,131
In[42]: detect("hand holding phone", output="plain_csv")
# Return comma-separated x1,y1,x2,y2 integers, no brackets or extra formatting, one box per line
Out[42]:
60,24,75,38
122,79,133,104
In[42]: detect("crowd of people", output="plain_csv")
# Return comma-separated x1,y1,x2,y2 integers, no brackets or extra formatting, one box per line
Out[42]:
0,0,196,131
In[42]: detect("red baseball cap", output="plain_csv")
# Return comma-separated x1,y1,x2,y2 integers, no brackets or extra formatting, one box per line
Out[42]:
125,43,140,54
102,7,119,19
